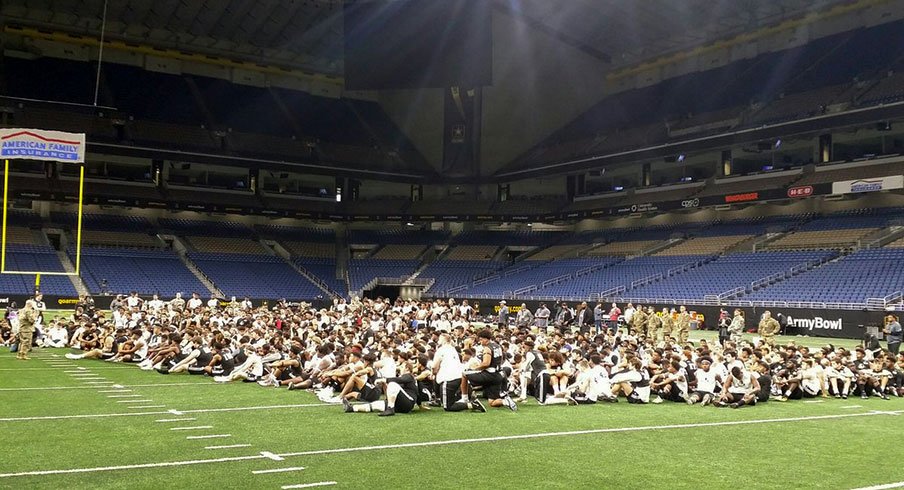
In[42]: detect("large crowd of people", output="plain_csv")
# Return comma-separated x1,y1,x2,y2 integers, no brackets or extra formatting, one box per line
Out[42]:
3,292,903,415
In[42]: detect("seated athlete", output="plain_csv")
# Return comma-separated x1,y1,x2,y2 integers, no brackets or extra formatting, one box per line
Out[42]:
342,360,426,416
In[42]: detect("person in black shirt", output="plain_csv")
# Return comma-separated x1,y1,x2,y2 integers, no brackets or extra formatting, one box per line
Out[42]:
464,329,517,411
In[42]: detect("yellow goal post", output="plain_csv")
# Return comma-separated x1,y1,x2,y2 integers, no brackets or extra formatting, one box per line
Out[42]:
0,128,87,290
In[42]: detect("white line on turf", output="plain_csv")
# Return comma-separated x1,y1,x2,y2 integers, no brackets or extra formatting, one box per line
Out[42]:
281,482,336,489
0,411,900,478
130,405,165,409
186,434,231,440
107,395,142,398
169,426,214,431
0,383,233,391
841,405,864,409
261,451,284,461
803,400,824,404
251,467,305,474
851,482,904,490
168,409,184,416
0,403,330,422
97,390,132,393
205,444,252,450
116,400,153,403
155,418,197,423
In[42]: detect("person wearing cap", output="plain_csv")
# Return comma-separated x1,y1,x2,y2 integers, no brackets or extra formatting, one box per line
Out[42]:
758,310,780,348
497,300,509,328
15,300,38,360
675,305,691,344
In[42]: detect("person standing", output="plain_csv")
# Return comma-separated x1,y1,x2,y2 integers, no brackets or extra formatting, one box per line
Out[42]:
608,303,621,334
661,307,674,341
728,309,745,345
534,303,550,331
16,299,38,361
593,302,605,335
758,311,780,348
515,303,534,330
884,314,902,355
676,305,691,344
497,301,509,328
632,304,648,337
647,306,662,343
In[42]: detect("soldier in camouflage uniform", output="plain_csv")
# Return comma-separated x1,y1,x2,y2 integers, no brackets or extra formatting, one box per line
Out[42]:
631,304,647,337
675,305,691,345
16,300,38,361
758,310,781,348
661,307,674,341
646,306,662,343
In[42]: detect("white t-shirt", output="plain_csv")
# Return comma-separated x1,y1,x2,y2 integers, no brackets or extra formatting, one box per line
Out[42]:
433,344,463,383
695,369,718,393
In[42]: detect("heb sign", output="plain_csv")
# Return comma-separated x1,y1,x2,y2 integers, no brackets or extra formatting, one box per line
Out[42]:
832,175,904,195
787,185,814,198
0,128,86,163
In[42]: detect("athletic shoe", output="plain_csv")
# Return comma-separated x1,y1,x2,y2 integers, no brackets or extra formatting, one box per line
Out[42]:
257,379,272,387
834,394,841,399
156,367,170,375
471,399,486,413
378,407,395,417
651,396,663,404
213,376,229,383
287,382,296,391
715,401,728,408
729,402,740,409
325,396,344,404
342,398,353,413
686,396,695,405
513,397,527,403
842,394,848,399
565,395,577,406
701,394,713,407
861,394,869,400
65,353,79,360
503,395,518,412
880,393,889,400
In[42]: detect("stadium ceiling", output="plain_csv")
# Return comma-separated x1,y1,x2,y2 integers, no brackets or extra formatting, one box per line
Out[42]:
1,0,859,81
0,0,345,76
499,0,855,67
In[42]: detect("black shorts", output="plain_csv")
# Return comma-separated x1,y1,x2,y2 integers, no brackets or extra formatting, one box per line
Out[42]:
394,388,418,413
726,392,756,404
359,384,383,403
466,370,505,400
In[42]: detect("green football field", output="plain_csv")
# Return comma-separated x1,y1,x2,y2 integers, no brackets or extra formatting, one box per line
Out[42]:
1,333,901,490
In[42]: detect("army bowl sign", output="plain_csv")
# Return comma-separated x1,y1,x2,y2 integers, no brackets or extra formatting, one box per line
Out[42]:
831,175,903,195
0,128,86,163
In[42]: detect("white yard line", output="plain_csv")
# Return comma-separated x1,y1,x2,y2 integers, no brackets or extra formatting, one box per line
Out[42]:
260,451,284,461
0,382,226,392
281,483,336,489
97,390,132,393
107,395,142,398
155,418,197,423
0,403,329,422
116,400,153,403
186,434,231,440
169,426,214,431
205,444,252,450
851,482,904,490
130,405,166,409
841,405,864,409
251,467,305,475
0,411,900,479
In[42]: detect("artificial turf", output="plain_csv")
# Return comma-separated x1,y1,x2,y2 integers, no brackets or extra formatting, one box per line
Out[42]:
1,333,901,490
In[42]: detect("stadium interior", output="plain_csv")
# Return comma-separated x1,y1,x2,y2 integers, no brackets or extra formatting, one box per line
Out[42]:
2,0,904,313
3,1,904,489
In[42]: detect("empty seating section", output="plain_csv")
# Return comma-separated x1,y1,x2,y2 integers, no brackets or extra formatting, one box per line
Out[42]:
78,248,206,296
888,237,904,248
158,219,253,237
444,246,499,261
0,245,75,295
82,231,159,248
4,226,39,245
742,249,904,304
588,240,660,256
767,228,877,250
539,256,705,298
186,237,267,254
348,229,447,245
166,188,261,208
465,258,622,297
859,73,904,104
628,251,834,300
295,258,345,295
697,172,801,197
190,253,324,299
348,259,419,292
256,225,335,242
454,231,565,247
421,261,503,296
50,213,152,231
527,245,586,261
372,245,427,260
656,235,752,256
283,241,336,258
